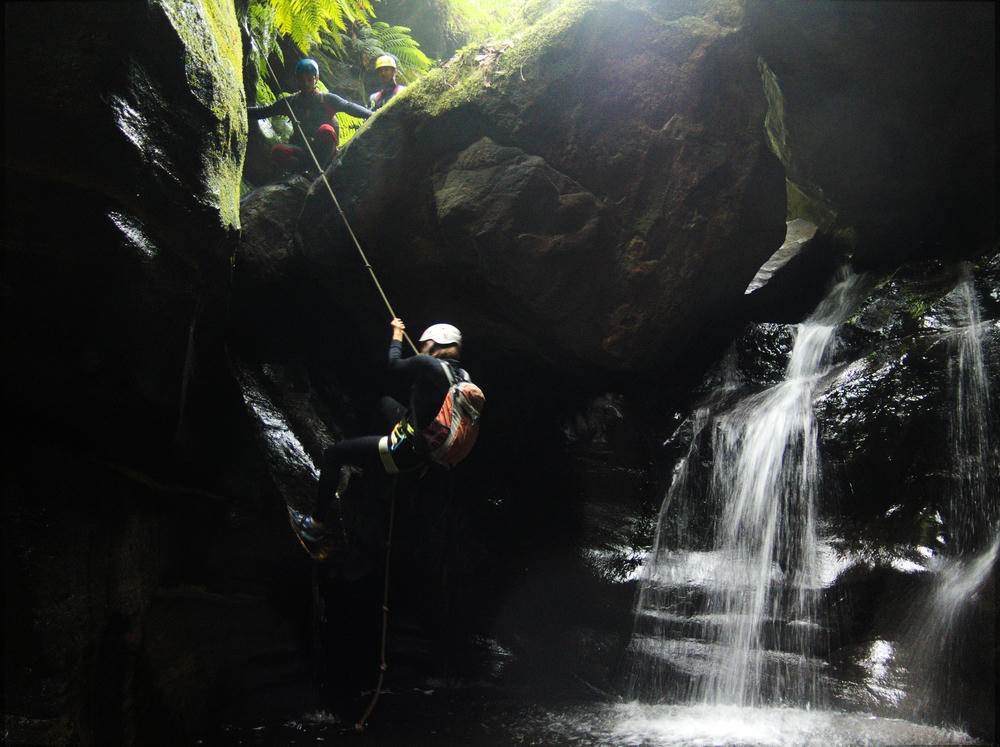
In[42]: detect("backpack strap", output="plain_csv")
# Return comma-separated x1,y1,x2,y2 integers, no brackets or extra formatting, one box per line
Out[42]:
439,360,455,384
440,360,470,383
440,361,481,425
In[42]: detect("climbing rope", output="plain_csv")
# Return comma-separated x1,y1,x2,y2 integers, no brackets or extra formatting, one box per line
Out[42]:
354,475,398,730
247,31,418,354
245,36,412,729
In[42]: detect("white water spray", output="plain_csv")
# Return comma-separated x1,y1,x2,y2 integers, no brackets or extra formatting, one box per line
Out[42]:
904,268,998,726
946,271,996,554
628,271,865,707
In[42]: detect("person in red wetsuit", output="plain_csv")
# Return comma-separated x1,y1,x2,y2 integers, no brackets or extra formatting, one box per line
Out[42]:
249,58,372,173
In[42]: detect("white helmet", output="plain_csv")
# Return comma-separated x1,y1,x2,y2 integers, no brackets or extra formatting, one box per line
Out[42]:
419,323,462,346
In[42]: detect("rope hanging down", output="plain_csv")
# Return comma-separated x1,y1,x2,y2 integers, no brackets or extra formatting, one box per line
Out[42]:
246,35,409,729
354,476,398,730
248,32,418,354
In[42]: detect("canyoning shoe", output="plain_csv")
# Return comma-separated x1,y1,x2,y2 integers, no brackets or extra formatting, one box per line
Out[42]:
288,505,339,561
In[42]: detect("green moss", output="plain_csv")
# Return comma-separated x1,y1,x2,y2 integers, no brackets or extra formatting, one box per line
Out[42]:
908,298,931,319
786,179,837,230
758,57,787,162
402,0,599,118
158,0,246,230
493,0,597,70
760,56,839,231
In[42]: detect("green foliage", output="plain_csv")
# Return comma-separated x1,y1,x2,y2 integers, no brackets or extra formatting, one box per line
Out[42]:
335,111,365,143
323,21,432,85
369,22,434,80
243,1,282,103
243,0,433,146
314,18,433,133
908,298,931,319
269,0,374,54
242,0,376,99
240,0,534,149
445,0,530,41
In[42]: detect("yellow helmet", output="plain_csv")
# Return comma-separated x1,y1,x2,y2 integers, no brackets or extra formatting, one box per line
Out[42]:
375,55,397,71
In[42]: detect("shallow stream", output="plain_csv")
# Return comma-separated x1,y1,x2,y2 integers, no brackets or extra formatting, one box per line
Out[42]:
216,688,981,746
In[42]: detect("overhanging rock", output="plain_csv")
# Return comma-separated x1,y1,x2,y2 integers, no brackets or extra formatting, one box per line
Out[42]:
289,0,786,377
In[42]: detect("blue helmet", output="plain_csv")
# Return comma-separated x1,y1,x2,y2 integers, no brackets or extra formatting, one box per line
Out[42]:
295,58,319,77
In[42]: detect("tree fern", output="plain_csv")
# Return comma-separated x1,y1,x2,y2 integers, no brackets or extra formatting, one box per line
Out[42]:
245,0,376,61
369,22,433,80
243,0,378,103
335,111,365,144
321,21,432,84
241,0,436,149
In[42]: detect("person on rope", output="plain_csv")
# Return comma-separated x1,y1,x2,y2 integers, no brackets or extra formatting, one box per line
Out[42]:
248,58,372,173
368,55,406,111
290,318,484,556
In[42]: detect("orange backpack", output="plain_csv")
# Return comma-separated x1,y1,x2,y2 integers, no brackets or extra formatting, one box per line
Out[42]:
421,362,484,467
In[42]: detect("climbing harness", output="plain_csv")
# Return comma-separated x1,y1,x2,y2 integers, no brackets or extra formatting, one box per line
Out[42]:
247,29,418,354
378,420,415,473
370,84,404,111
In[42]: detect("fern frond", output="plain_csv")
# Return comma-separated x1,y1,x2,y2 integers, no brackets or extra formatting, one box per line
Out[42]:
335,111,365,145
318,0,344,34
369,22,433,73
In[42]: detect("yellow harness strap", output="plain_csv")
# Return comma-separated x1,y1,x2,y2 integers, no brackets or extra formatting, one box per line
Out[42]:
378,421,415,474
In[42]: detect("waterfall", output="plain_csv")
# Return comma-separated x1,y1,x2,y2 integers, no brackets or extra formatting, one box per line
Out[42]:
627,270,865,707
903,268,998,727
946,271,996,554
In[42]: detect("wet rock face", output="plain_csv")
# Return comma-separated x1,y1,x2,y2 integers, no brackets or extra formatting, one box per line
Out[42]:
4,2,260,744
684,255,1000,559
656,255,998,737
818,257,1000,551
746,0,996,264
5,0,246,452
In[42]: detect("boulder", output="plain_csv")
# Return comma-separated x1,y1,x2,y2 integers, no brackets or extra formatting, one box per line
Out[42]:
283,0,786,379
6,0,996,741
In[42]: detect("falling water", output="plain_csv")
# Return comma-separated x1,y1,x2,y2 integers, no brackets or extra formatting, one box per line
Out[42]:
628,270,865,707
903,268,998,727
945,270,996,554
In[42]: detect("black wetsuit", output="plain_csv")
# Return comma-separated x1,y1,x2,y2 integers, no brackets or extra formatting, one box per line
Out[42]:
249,90,371,169
248,90,371,147
312,340,465,519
